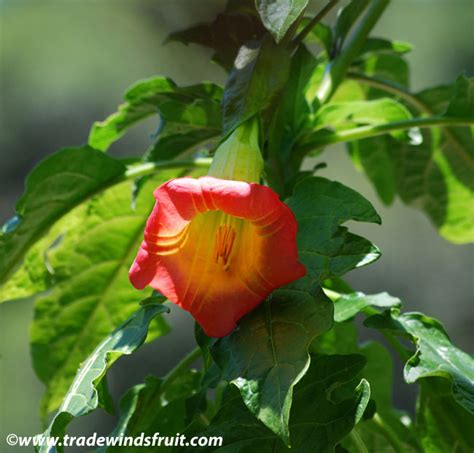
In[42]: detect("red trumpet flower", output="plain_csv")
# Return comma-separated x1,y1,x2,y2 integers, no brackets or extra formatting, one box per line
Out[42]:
129,176,305,337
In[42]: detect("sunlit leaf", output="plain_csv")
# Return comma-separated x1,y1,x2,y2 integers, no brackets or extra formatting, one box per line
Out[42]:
29,173,184,417
0,146,126,288
333,291,401,322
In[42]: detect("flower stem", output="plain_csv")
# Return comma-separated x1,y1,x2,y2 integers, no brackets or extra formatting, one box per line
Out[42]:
347,72,433,114
347,429,369,453
124,157,212,180
299,116,474,152
161,346,202,389
372,413,406,453
316,0,389,104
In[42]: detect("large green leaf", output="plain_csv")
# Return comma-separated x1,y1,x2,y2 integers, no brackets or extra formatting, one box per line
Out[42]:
0,147,126,288
365,309,474,414
210,287,333,444
36,301,169,453
255,0,308,43
345,74,474,242
183,354,370,451
222,35,290,133
29,173,181,417
416,377,474,453
287,176,381,290
89,77,222,154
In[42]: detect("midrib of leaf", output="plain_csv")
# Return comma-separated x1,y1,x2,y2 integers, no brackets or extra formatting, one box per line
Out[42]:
43,213,150,412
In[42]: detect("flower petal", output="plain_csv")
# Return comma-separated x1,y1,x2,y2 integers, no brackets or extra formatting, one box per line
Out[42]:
129,176,306,337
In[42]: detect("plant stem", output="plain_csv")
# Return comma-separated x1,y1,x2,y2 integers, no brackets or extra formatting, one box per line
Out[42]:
124,157,212,180
299,116,474,152
161,346,202,389
292,0,340,48
372,413,406,453
316,0,389,103
347,429,369,453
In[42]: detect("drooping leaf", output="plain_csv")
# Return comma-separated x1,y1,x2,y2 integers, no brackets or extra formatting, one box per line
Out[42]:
287,176,381,290
255,0,308,43
182,354,370,451
333,291,401,322
365,309,474,414
168,2,265,71
88,77,222,153
0,146,126,288
210,287,332,444
29,173,182,417
36,302,169,453
222,35,290,133
416,377,474,453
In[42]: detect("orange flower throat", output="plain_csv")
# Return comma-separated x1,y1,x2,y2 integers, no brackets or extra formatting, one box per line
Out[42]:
214,223,237,269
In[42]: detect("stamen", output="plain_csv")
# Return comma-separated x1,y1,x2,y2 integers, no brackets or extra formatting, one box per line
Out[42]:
214,224,237,268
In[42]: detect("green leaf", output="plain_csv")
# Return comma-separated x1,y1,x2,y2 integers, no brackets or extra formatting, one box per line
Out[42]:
255,0,308,43
287,176,381,290
223,35,290,133
333,291,401,322
348,136,397,205
103,371,201,452
365,310,474,414
266,45,324,195
359,37,412,56
89,77,222,153
0,146,126,288
36,302,169,453
184,354,370,451
343,74,473,242
145,129,219,162
210,287,332,444
416,378,474,453
29,173,179,417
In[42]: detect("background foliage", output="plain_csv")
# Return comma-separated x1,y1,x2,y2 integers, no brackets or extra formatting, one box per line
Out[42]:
0,2,469,450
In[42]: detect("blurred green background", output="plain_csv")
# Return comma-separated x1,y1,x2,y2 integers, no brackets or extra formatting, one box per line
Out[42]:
1,0,473,450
